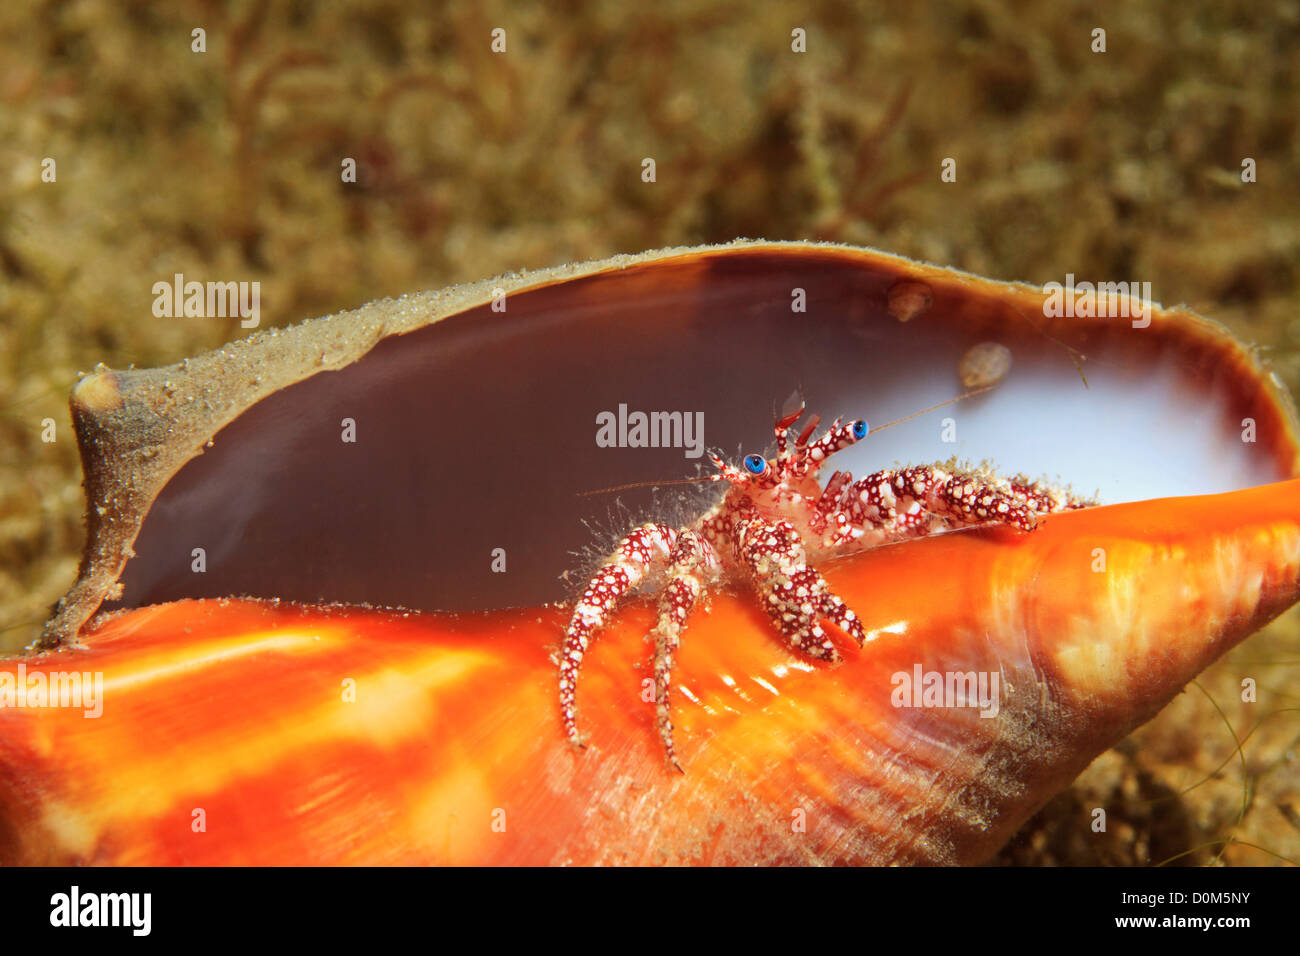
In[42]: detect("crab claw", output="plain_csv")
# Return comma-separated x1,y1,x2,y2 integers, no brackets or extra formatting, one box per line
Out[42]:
777,389,806,430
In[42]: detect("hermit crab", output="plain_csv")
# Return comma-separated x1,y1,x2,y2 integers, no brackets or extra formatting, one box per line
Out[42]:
560,397,1095,767
3,242,1298,866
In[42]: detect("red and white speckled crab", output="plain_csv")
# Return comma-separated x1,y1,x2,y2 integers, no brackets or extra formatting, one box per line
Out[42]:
559,399,1094,769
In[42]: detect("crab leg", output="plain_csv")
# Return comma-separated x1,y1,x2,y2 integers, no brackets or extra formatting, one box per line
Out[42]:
813,469,855,542
559,522,679,747
842,464,1081,538
649,530,720,771
1007,474,1098,512
734,514,866,661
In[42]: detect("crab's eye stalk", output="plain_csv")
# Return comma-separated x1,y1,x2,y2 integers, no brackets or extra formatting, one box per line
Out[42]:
744,454,768,476
852,419,869,440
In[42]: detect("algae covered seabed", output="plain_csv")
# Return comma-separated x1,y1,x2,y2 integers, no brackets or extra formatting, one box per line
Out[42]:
1,1,1297,865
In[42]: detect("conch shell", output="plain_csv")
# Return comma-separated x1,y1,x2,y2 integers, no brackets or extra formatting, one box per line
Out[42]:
6,241,1297,865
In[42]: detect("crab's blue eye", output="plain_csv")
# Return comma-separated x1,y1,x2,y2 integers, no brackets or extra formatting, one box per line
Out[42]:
852,419,869,439
744,454,767,475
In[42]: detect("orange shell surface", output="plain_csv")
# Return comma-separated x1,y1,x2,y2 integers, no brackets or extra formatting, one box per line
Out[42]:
3,479,1298,865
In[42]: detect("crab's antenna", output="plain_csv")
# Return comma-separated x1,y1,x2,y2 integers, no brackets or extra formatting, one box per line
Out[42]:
576,474,721,498
867,385,993,435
